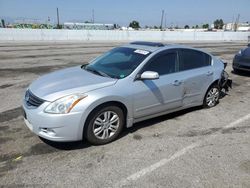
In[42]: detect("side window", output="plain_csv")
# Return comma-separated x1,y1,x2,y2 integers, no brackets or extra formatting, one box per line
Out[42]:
144,53,177,75
179,49,211,71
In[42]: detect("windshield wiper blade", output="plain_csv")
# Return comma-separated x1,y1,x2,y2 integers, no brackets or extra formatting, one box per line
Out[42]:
84,67,111,78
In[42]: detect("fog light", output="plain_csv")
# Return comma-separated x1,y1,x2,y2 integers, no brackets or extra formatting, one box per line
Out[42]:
40,128,56,136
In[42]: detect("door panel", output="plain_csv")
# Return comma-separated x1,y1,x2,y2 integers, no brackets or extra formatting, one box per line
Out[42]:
181,66,213,106
178,49,214,106
132,73,184,118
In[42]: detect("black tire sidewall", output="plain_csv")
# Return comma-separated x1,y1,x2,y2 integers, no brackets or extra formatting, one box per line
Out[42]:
84,106,124,145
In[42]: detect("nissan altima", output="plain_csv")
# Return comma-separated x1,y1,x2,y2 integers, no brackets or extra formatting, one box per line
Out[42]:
22,41,231,145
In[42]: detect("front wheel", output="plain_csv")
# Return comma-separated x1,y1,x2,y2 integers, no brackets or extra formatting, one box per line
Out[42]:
84,106,124,145
203,85,220,108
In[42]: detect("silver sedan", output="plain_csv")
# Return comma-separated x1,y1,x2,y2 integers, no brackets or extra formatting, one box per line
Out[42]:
22,41,231,145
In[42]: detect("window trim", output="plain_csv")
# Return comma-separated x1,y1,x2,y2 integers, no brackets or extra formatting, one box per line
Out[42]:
137,49,180,78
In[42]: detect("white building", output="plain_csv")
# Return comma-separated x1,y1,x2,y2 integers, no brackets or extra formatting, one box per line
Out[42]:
224,22,250,31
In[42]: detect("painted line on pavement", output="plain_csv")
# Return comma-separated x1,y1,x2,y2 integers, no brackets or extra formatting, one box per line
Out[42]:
116,113,250,187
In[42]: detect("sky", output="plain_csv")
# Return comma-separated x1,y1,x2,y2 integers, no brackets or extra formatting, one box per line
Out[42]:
0,0,249,27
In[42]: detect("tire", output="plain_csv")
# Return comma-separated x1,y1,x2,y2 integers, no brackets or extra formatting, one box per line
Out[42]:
203,84,220,108
84,106,124,145
233,68,239,74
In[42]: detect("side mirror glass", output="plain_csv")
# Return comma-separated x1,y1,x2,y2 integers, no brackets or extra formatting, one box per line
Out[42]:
140,71,159,80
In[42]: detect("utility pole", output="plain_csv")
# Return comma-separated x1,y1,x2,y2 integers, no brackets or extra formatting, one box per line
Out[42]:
234,14,240,32
164,12,167,29
92,9,95,23
56,7,60,29
160,9,164,31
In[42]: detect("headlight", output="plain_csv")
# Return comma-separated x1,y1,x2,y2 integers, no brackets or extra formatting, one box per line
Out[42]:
44,94,87,114
237,50,242,55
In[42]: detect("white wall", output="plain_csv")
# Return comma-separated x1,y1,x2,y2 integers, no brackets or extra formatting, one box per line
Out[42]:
0,28,249,41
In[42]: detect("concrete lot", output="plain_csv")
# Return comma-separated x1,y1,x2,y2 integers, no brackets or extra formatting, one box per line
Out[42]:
0,41,250,187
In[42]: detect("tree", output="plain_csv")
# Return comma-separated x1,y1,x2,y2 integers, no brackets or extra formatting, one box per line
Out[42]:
1,19,5,28
184,25,190,29
213,19,224,29
195,25,199,29
202,23,209,29
129,20,140,29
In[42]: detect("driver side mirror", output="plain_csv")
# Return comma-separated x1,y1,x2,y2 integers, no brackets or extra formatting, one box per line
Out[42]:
139,71,159,80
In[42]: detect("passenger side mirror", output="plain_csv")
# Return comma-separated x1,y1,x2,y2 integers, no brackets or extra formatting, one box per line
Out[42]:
248,43,250,47
139,71,159,80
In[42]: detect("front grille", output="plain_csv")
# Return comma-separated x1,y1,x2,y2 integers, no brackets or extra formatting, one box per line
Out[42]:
25,90,45,107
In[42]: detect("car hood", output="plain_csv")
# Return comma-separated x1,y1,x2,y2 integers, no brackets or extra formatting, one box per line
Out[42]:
29,66,117,101
242,47,250,58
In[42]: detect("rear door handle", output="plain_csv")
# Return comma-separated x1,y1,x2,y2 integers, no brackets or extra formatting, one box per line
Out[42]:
173,80,183,86
206,71,214,76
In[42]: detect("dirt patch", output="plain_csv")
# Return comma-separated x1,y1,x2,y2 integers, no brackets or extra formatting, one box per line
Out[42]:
0,51,105,60
221,126,250,134
0,137,13,144
0,125,9,132
179,127,221,137
0,107,22,123
179,126,250,137
133,134,143,140
0,84,13,89
239,160,250,174
25,143,59,156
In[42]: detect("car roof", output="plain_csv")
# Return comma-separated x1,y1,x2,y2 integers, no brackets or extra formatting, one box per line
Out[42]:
122,41,211,55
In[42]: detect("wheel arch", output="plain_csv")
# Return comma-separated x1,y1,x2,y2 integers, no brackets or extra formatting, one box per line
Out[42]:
202,79,220,101
82,100,129,139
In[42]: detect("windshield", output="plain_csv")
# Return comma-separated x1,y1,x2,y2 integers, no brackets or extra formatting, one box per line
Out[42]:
83,47,151,79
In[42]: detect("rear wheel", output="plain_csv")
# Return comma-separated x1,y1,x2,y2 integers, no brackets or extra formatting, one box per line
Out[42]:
203,84,220,108
84,106,124,145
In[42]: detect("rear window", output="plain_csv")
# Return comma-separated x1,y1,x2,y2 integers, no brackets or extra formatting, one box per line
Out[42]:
179,49,211,71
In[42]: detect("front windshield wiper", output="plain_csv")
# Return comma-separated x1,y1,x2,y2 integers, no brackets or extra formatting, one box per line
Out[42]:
83,66,112,78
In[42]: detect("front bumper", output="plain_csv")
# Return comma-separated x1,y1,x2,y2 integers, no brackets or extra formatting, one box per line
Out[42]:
22,101,84,142
233,57,250,72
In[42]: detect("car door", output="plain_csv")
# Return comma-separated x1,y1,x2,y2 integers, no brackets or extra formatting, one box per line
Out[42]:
178,49,213,106
132,50,184,119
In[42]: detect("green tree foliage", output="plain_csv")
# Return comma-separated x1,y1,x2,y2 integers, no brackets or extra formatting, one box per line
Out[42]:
184,25,190,29
213,19,224,29
129,20,140,29
202,23,209,29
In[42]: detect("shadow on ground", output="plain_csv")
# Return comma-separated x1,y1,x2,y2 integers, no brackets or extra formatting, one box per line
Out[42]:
231,70,250,77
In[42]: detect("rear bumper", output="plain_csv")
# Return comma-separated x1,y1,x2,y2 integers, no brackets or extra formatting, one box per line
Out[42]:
219,71,232,92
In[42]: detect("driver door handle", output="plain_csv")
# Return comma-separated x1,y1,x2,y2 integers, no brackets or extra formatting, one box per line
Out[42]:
173,80,183,86
206,71,214,76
